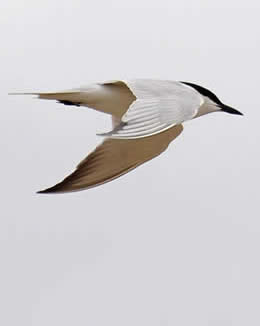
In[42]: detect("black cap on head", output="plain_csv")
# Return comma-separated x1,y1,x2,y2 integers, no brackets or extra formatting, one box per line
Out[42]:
181,81,222,105
181,81,243,115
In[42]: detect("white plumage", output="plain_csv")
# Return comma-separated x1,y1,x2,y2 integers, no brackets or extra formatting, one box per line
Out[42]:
99,80,203,139
11,78,241,193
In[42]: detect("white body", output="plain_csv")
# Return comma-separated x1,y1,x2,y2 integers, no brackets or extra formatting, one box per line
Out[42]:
99,79,219,138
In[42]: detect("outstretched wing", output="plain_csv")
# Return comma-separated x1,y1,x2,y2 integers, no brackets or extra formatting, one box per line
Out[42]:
98,79,202,139
38,124,183,194
10,81,135,118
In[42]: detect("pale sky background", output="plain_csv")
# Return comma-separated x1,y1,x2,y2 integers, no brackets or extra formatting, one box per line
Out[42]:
1,0,260,325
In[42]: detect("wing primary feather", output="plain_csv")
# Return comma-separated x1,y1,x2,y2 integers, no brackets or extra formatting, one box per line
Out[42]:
37,124,184,193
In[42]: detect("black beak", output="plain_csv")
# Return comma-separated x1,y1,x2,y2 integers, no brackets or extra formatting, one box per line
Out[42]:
220,104,243,116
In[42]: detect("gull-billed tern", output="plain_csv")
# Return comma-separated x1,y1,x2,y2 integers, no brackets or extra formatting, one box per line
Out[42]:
11,79,242,193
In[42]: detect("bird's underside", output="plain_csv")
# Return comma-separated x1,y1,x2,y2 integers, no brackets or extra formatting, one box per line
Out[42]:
14,80,191,193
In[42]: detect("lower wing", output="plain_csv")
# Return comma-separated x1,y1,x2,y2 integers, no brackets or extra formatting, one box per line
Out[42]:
38,124,183,193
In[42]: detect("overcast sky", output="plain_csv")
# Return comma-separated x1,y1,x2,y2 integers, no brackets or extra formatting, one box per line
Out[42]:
1,0,260,325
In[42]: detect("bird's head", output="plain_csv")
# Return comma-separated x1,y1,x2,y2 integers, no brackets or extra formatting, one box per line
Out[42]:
181,82,243,116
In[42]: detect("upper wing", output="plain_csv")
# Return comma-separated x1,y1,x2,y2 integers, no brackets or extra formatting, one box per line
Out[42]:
38,124,183,194
10,80,202,129
10,81,135,118
98,79,202,139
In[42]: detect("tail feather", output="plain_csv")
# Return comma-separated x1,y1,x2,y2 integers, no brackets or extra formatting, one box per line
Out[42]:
9,92,40,95
9,90,82,100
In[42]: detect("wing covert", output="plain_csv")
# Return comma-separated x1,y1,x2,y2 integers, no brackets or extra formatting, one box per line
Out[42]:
98,80,202,139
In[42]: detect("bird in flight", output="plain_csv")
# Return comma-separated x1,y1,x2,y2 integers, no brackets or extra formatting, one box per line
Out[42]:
12,79,242,194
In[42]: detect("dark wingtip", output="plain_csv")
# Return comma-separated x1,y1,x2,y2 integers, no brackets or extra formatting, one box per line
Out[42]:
36,174,78,194
36,184,64,194
36,188,55,194
58,100,81,107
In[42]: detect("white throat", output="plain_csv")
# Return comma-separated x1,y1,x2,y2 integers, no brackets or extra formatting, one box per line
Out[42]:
194,97,221,118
